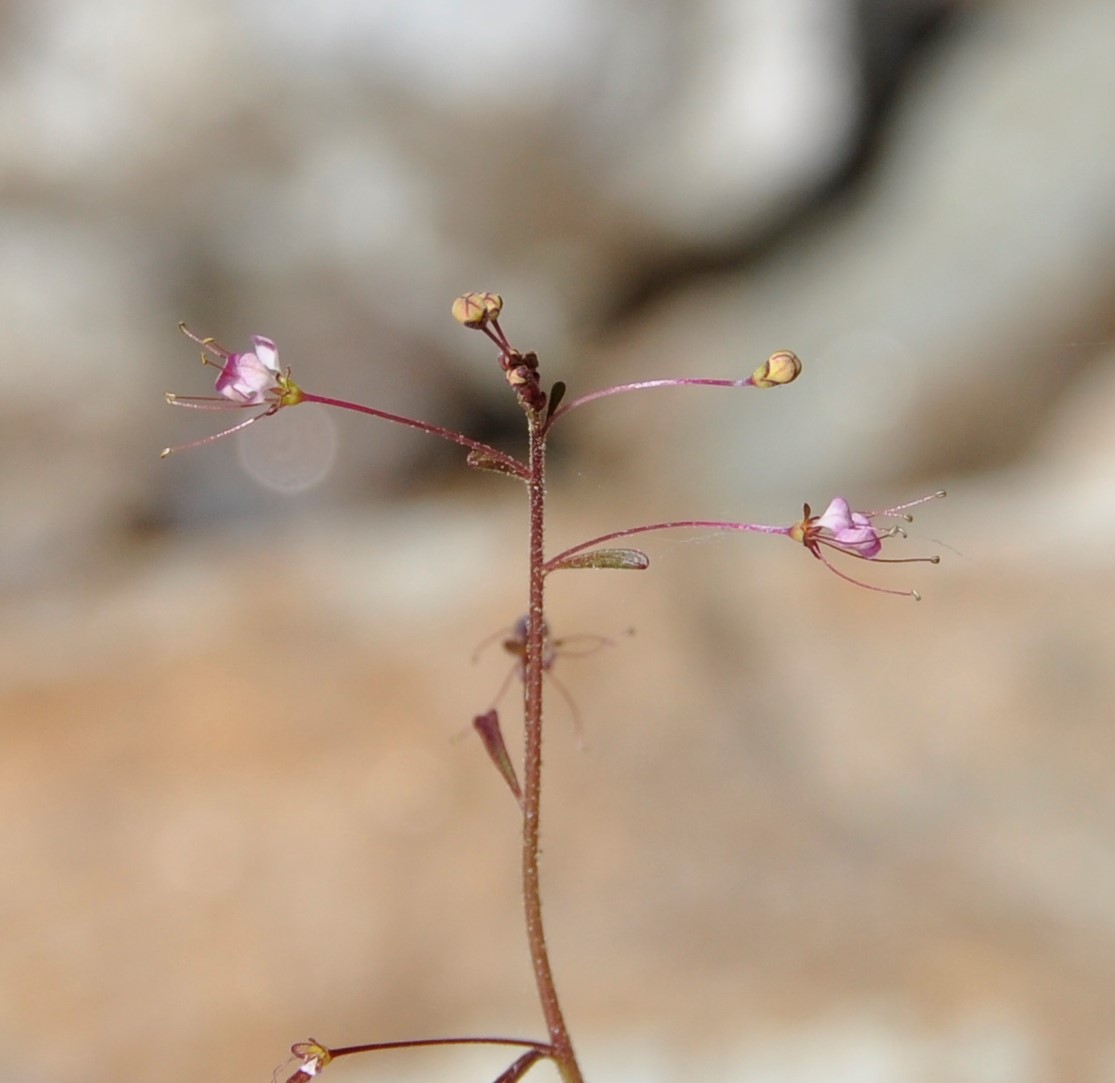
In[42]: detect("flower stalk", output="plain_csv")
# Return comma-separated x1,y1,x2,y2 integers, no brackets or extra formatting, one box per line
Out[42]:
544,348,801,428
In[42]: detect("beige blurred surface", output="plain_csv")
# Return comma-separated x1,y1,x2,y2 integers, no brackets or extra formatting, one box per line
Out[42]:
5,486,1115,1082
4,2,1115,1081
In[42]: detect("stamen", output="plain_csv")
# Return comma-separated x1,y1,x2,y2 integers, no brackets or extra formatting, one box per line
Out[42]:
160,411,270,457
816,537,937,567
867,490,947,517
165,394,261,411
814,549,921,599
543,669,588,751
474,617,619,743
178,322,231,359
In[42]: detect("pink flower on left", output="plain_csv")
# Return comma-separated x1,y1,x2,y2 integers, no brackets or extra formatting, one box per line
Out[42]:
162,325,303,457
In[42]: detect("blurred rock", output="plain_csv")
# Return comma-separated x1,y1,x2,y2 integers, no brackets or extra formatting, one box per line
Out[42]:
584,0,1115,506
1,0,876,586
4,482,1114,1082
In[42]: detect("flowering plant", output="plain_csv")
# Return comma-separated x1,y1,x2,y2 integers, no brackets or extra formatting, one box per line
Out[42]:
165,294,943,1082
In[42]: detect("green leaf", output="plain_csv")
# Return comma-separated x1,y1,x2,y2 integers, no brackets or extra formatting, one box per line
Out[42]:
551,547,650,572
466,448,522,477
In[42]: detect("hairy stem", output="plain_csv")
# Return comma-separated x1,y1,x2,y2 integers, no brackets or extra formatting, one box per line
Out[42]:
522,417,584,1083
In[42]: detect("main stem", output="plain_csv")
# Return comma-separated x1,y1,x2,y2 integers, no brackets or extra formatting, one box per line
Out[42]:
522,418,584,1083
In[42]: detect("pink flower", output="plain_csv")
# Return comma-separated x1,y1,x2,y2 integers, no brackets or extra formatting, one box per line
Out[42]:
790,493,945,599
810,496,885,558
214,335,282,404
162,325,302,457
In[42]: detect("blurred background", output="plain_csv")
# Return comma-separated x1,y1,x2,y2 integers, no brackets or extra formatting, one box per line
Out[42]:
3,0,1115,1080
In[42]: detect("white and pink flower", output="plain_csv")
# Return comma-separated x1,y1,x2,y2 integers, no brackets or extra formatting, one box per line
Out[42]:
213,335,283,405
162,325,302,456
790,493,945,598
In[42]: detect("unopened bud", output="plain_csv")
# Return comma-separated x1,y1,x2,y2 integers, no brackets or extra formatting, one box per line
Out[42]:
750,349,802,388
479,291,503,319
451,291,503,328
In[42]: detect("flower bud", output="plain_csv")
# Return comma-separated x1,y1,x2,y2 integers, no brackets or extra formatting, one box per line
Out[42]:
451,291,503,328
750,349,802,388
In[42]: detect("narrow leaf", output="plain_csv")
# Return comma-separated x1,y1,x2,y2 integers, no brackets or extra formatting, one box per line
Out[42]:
545,380,567,421
473,710,523,805
466,448,522,477
550,547,650,572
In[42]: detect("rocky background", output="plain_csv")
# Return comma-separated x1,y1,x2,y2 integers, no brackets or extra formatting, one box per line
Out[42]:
4,1,1115,1081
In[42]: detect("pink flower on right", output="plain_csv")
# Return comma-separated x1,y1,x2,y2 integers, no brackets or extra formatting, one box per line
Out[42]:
809,496,885,557
790,492,945,599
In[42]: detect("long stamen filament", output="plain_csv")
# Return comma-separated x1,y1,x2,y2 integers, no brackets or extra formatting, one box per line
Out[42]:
812,548,920,599
866,490,948,517
160,410,272,457
178,322,232,359
165,394,263,411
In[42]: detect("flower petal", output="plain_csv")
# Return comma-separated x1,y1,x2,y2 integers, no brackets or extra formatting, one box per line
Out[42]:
832,523,882,557
814,497,854,533
250,336,280,372
216,351,274,403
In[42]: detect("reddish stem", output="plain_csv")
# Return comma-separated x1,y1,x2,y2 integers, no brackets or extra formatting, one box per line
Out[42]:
495,1049,548,1083
300,392,528,479
329,1037,551,1059
546,376,751,429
